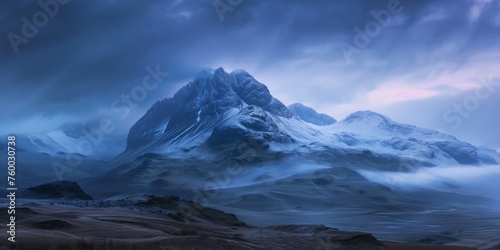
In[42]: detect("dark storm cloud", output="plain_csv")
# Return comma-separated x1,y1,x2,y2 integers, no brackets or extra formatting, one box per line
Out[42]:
0,0,499,146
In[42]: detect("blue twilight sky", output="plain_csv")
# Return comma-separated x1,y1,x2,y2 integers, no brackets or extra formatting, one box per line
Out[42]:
0,0,499,150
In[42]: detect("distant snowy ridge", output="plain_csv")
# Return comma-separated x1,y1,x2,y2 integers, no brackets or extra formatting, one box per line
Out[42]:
0,120,123,161
288,103,336,126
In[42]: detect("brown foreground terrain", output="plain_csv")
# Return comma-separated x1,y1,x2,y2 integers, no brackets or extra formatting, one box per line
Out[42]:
0,194,484,250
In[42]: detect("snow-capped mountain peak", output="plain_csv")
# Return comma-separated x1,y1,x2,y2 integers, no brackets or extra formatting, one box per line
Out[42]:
343,110,390,124
123,68,499,167
336,110,414,137
126,67,292,150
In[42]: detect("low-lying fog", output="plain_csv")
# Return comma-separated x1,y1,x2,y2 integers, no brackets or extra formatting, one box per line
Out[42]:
359,165,500,206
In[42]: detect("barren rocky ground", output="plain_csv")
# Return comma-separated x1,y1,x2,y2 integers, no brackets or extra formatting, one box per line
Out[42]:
0,194,486,250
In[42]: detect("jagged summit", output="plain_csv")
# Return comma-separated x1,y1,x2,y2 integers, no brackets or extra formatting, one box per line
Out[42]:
126,67,292,150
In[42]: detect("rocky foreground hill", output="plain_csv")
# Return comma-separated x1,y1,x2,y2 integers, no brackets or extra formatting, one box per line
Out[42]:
0,193,481,250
